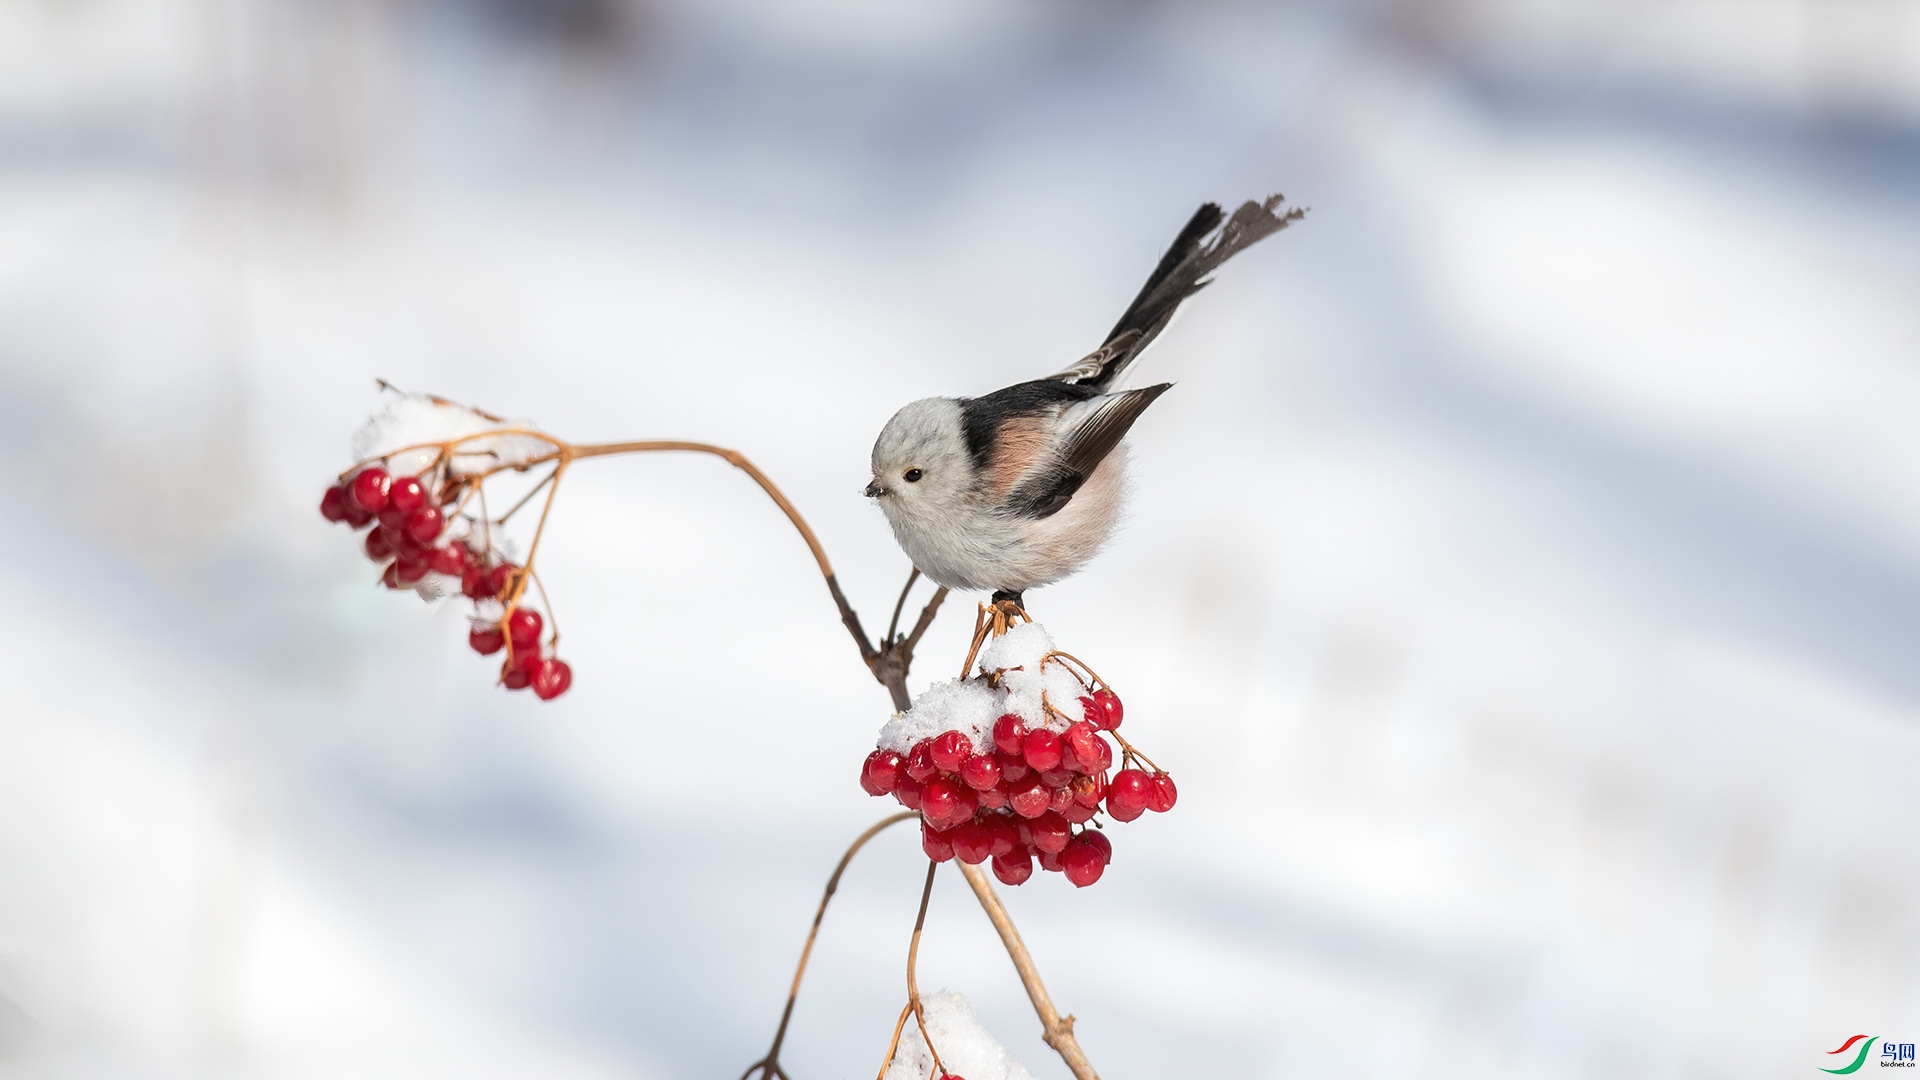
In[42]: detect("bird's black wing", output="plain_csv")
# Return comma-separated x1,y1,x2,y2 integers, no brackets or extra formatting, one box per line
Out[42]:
959,379,1099,471
1051,196,1304,389
1007,383,1172,519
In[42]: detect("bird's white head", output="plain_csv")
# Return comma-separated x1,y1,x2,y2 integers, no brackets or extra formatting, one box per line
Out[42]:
866,397,973,525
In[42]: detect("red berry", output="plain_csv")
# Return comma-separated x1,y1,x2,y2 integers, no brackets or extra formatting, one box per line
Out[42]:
863,749,905,795
950,821,993,864
1061,835,1107,887
349,467,391,512
1087,735,1113,773
1007,778,1051,819
950,785,977,823
992,849,1033,886
893,776,923,811
1060,800,1096,824
976,785,1008,810
1039,768,1072,790
930,730,973,774
1028,811,1070,854
487,563,519,599
1048,784,1074,814
364,529,394,561
342,499,374,528
920,776,963,828
1091,688,1123,730
1057,738,1084,775
506,608,543,647
921,821,954,863
461,566,488,598
1082,829,1112,864
986,814,1020,857
469,626,505,655
1036,848,1064,874
377,505,410,531
320,485,349,522
429,545,468,576
502,662,531,690
1108,769,1151,814
1146,772,1177,813
960,754,1001,791
532,659,572,700
992,714,1027,755
395,557,428,584
381,562,403,589
997,753,1030,783
1071,772,1106,809
388,476,426,514
905,740,938,783
1023,729,1062,772
405,506,445,544
1064,721,1102,771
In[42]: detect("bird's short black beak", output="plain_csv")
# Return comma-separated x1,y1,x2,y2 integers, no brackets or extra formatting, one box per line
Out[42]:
863,480,885,498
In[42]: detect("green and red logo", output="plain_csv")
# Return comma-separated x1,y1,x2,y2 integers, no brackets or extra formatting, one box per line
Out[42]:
1825,1035,1917,1072
1825,1036,1878,1074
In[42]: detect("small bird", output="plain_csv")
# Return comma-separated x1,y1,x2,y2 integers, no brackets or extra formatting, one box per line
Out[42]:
866,195,1303,605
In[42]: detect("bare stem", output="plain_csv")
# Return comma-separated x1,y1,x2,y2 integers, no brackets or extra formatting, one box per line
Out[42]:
492,466,558,525
885,568,921,646
875,860,946,1080
956,862,1101,1080
740,811,916,1080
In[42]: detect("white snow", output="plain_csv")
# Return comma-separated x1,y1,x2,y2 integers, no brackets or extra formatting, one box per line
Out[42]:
974,623,1054,675
350,392,556,480
877,622,1105,752
876,677,1000,754
882,991,1037,1080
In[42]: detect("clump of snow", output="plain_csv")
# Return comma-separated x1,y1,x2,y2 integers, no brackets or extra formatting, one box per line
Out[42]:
975,623,1054,674
982,624,1092,733
877,677,1000,754
351,392,554,478
878,622,1098,752
883,991,1037,1080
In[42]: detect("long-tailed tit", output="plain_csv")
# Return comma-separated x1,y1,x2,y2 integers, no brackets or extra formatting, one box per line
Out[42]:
866,196,1303,604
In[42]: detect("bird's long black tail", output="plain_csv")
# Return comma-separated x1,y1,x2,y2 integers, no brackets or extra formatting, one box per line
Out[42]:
1073,195,1304,390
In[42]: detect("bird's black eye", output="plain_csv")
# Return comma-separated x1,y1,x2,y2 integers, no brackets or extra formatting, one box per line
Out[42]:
903,468,923,483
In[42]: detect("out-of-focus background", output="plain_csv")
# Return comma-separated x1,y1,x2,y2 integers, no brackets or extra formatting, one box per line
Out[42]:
2,1,1918,1075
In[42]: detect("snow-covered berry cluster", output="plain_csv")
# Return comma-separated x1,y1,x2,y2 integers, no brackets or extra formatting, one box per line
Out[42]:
859,623,1175,888
318,392,573,700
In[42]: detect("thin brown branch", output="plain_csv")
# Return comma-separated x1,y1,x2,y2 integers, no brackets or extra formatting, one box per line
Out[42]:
900,587,947,656
876,1003,914,1080
566,440,835,579
491,466,558,525
875,860,945,1080
885,568,921,646
741,812,916,1080
956,862,1101,1080
870,576,948,714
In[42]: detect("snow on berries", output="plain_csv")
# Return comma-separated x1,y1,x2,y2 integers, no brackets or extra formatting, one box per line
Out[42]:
318,391,573,700
861,622,1175,887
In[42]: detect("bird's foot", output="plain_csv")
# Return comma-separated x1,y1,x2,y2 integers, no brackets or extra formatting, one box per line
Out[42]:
986,591,1029,637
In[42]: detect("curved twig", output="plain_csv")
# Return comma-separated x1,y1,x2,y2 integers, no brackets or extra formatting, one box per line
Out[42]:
876,861,946,1080
739,812,917,1080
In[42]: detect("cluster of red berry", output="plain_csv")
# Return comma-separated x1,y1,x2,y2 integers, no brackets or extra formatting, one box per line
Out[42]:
320,464,572,700
860,688,1175,888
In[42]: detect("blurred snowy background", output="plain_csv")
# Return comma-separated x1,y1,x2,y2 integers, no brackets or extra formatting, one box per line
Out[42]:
2,0,1919,1076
